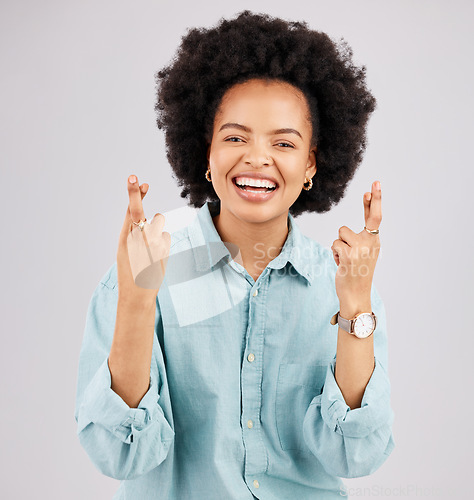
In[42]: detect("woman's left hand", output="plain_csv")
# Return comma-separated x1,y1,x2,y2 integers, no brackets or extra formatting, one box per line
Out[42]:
331,181,382,309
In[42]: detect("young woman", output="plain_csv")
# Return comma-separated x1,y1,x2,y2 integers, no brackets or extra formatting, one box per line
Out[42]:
75,11,394,499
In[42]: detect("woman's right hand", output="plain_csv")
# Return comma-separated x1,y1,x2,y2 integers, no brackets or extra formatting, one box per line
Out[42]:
116,175,171,304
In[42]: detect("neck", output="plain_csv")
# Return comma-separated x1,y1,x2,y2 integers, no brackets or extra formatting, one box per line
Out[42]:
212,204,289,279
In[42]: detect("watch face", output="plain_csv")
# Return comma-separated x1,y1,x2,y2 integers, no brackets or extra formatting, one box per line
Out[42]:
353,313,375,338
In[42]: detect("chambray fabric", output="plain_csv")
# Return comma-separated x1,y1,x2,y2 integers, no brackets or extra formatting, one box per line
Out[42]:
74,199,395,499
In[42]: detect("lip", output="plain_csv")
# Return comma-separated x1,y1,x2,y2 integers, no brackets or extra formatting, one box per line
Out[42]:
231,171,279,187
232,177,279,202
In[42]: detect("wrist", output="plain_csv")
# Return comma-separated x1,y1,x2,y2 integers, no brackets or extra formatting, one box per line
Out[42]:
118,293,157,311
339,298,372,319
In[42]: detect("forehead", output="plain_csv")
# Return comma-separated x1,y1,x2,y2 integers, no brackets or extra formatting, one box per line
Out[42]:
217,79,310,119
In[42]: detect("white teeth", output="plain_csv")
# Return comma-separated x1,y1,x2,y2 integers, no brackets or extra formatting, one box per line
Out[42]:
234,177,277,189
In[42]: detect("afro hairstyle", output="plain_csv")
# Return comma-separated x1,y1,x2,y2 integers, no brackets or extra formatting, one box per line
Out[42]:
154,10,376,217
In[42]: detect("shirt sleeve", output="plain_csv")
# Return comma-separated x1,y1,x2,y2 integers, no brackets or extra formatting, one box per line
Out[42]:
74,263,175,480
302,284,395,478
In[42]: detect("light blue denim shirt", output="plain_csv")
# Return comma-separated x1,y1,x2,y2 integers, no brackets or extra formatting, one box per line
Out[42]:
75,199,395,499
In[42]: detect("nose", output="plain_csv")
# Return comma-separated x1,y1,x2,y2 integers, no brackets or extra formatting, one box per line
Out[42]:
243,142,273,167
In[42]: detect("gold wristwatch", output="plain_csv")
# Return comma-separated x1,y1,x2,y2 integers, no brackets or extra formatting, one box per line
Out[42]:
330,311,377,339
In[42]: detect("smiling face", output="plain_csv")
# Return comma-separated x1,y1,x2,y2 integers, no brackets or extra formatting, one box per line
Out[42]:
207,78,317,224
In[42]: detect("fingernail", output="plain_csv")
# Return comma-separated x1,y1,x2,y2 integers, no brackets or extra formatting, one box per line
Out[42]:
375,181,381,190
129,175,137,184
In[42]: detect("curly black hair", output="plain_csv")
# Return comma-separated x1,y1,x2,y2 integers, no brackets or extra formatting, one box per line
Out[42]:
154,10,376,217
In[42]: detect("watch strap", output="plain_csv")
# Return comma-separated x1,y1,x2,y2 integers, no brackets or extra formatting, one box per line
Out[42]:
336,313,352,333
330,311,351,333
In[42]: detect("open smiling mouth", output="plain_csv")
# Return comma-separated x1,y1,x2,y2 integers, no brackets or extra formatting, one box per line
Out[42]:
232,178,278,192
231,177,279,202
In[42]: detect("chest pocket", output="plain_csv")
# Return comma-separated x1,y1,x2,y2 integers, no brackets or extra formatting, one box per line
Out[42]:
275,363,328,452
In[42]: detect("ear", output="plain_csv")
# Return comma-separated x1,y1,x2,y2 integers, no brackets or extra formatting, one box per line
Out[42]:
306,147,317,178
207,144,211,162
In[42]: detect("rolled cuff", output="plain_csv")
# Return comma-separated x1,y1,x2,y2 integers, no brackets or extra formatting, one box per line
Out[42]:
319,355,392,438
77,357,170,445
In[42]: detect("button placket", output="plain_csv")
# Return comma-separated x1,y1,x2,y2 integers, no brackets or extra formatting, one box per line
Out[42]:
246,291,256,434
242,273,268,477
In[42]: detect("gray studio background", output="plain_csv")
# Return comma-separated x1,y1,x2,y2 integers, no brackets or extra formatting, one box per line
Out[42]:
1,0,472,498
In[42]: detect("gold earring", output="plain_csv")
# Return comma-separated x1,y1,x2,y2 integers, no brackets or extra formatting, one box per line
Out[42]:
205,165,212,182
303,177,313,190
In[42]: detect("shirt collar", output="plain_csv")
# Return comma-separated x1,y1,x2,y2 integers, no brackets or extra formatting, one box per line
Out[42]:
187,200,314,285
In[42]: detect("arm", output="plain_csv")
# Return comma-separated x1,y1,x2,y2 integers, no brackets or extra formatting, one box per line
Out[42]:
334,297,375,410
108,293,156,409
74,264,175,480
303,285,395,478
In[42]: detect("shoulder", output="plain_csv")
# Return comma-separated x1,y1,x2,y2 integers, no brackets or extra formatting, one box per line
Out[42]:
307,235,332,261
300,234,337,274
99,262,118,291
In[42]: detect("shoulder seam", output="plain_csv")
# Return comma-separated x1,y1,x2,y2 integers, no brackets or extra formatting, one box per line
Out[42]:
99,279,117,291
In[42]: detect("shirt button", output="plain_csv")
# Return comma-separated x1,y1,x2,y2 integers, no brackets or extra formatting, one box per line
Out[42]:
253,289,258,297
253,479,259,488
247,419,253,428
247,353,255,362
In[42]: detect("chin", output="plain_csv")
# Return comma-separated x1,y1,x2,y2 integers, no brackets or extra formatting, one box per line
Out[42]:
232,203,288,223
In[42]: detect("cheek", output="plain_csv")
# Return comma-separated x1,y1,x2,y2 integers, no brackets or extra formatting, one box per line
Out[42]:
210,147,234,169
282,165,306,187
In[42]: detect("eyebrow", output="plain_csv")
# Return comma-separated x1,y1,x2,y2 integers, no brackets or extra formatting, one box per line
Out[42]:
218,122,303,140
